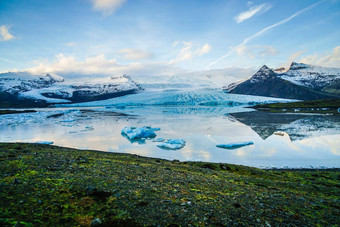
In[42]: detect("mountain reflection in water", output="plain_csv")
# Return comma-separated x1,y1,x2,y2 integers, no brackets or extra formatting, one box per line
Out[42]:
229,111,340,141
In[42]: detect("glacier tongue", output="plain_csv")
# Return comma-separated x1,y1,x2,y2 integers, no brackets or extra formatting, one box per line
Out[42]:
58,88,295,107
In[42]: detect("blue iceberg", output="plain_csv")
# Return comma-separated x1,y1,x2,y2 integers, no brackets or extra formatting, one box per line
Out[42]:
121,126,158,140
35,141,54,145
216,141,254,149
157,138,186,150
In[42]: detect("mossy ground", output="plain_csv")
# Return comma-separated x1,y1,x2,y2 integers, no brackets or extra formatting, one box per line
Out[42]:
253,99,340,114
0,143,339,226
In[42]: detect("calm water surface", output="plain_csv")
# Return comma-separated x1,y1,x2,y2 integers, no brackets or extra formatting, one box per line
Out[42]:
1,106,339,168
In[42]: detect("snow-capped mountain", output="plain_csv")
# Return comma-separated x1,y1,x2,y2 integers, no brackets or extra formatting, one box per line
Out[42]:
0,72,141,105
279,62,340,93
226,63,340,100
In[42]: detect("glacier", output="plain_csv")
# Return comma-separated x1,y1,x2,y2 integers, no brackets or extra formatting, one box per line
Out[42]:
57,88,295,108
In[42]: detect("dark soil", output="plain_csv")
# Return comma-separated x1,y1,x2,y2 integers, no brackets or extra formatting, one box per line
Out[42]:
0,143,339,226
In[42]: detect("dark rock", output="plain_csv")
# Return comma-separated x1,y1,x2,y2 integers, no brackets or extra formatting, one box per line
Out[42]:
202,163,216,170
13,178,21,184
220,164,232,171
86,186,98,195
90,218,102,226
233,203,241,208
137,201,149,206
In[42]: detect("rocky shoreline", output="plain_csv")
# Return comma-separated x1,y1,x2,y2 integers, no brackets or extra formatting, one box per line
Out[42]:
0,143,339,226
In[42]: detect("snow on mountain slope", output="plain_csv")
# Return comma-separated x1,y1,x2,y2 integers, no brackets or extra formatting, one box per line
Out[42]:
131,68,255,91
279,62,340,90
58,88,295,107
0,72,140,103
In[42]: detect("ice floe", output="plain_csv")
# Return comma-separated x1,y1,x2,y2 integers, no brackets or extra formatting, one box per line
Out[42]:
152,138,165,142
157,139,186,150
34,141,54,145
216,141,254,149
121,126,158,140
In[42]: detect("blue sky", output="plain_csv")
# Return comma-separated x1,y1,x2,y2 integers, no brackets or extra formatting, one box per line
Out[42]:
0,0,339,76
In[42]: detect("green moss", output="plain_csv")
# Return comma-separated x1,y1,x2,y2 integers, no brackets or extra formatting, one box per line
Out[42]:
0,143,339,226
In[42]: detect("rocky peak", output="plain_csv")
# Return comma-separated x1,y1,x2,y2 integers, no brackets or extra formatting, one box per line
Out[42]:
289,62,309,70
250,65,277,83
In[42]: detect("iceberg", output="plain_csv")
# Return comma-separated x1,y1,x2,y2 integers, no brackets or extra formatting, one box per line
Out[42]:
152,138,165,142
216,141,253,149
121,126,158,140
157,139,186,150
34,141,54,145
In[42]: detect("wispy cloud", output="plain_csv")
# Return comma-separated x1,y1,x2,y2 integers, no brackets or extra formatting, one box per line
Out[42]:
236,45,278,59
282,50,305,68
90,0,126,16
0,25,15,41
118,48,152,60
301,46,340,68
170,41,211,64
206,0,324,69
234,3,272,23
197,44,212,56
65,42,77,47
28,53,184,76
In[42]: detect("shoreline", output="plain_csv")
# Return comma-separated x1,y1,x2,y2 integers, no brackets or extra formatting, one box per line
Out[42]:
1,142,339,226
3,142,340,170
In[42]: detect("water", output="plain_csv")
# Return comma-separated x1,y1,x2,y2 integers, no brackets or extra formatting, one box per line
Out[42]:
1,106,340,169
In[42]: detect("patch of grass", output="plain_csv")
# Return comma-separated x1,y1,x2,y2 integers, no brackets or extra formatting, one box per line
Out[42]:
253,99,340,114
0,143,339,226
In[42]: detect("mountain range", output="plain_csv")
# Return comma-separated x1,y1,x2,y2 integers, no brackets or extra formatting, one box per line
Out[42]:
0,72,141,107
225,62,340,100
1,62,339,107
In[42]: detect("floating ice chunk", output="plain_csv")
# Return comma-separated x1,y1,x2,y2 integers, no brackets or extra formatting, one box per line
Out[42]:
153,138,165,142
35,141,54,145
121,126,158,140
144,126,161,131
59,119,75,123
157,139,186,150
216,141,253,149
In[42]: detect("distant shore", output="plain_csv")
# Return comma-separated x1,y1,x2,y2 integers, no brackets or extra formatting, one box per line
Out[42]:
252,98,340,114
1,143,339,226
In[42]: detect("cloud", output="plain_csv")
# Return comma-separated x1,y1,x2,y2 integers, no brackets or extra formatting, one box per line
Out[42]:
282,50,305,68
206,0,323,69
27,53,184,77
118,48,152,60
0,25,15,41
170,41,211,64
236,45,278,59
234,3,272,23
197,44,212,56
65,42,77,47
90,0,126,15
301,46,340,68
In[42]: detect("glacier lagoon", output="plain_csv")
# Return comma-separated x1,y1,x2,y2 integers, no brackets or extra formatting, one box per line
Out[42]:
1,101,340,169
